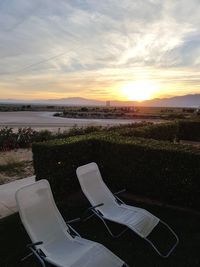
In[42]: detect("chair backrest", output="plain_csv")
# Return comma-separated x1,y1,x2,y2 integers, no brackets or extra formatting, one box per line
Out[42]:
76,162,116,210
15,180,73,254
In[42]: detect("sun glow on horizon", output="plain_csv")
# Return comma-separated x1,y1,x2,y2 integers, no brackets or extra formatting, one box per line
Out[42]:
121,80,159,102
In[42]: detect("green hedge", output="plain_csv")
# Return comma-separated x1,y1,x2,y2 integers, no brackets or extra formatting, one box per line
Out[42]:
119,122,178,141
33,133,200,210
178,120,200,141
2,120,200,151
33,135,95,198
117,120,200,142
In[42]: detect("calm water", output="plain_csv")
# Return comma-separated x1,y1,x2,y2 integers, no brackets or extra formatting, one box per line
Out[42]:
0,111,163,132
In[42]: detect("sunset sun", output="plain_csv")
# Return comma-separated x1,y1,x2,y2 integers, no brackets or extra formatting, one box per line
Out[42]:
121,80,159,102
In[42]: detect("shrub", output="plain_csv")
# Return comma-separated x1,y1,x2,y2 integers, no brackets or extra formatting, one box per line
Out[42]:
53,112,61,117
119,122,178,141
16,127,37,148
0,127,17,150
33,133,200,210
178,120,200,141
108,122,153,132
32,129,53,142
0,125,104,151
2,120,200,152
66,125,103,136
116,120,200,142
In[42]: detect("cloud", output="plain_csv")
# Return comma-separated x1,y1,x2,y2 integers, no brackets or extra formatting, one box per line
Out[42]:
0,0,200,99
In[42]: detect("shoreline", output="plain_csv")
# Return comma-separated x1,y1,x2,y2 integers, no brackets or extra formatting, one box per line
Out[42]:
0,111,164,132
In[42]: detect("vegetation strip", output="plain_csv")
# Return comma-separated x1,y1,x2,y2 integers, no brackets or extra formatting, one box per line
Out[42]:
33,131,200,210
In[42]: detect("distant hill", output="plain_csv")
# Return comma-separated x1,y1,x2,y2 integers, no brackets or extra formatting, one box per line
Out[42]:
0,97,105,106
141,94,200,107
0,94,200,107
47,97,105,106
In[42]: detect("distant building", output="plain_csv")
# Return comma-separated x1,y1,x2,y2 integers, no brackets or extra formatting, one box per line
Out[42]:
106,101,110,107
129,106,139,112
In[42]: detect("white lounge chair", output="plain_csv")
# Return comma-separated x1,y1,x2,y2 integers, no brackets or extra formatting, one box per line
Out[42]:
15,179,127,267
76,162,179,258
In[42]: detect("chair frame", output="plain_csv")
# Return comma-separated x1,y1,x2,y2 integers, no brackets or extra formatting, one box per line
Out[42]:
21,218,82,267
82,190,179,258
18,179,129,267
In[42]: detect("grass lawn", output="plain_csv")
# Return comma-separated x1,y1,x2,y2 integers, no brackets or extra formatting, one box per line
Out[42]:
1,197,200,267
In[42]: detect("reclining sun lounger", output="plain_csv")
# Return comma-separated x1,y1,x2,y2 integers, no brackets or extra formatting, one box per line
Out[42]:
15,179,127,267
76,162,179,258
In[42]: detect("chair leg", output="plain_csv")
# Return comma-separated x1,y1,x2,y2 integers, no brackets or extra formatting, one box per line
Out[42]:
21,252,34,262
21,249,46,267
29,247,47,267
144,220,179,258
91,210,178,257
82,213,95,222
94,211,128,238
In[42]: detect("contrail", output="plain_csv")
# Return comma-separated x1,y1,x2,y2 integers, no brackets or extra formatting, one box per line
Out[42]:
0,45,81,76
17,51,71,73
4,5,39,32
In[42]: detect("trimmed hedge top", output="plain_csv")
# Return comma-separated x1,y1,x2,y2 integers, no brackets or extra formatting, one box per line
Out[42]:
34,131,200,154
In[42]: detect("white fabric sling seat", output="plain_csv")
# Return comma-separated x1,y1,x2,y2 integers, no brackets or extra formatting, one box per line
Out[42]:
76,162,179,258
15,179,126,267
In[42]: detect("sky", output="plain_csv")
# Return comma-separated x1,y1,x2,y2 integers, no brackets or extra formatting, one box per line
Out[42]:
0,0,200,101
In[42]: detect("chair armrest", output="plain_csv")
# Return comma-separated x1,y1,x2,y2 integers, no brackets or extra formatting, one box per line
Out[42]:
65,218,81,237
66,217,81,224
27,241,43,248
66,223,81,238
114,189,126,195
25,241,46,267
114,189,126,205
81,203,104,222
88,203,104,211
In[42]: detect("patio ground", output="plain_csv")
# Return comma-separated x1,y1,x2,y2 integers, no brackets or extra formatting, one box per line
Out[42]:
1,197,200,267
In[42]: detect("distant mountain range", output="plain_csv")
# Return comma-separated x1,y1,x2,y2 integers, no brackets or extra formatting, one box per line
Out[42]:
143,94,200,107
1,94,200,107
